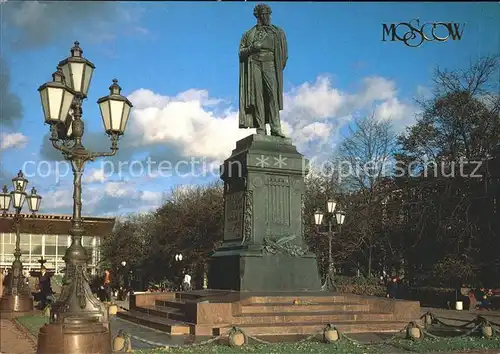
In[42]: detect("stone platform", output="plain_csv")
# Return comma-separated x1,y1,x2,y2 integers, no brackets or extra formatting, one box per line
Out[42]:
118,290,420,336
209,134,322,291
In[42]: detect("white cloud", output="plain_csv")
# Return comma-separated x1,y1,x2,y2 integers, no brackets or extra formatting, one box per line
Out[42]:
83,168,106,184
0,132,28,150
285,76,345,119
40,180,164,216
37,74,419,217
4,1,148,49
40,188,73,211
357,77,398,105
125,75,416,167
127,89,253,163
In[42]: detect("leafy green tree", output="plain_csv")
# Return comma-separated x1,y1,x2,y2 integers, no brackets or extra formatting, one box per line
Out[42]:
395,54,500,287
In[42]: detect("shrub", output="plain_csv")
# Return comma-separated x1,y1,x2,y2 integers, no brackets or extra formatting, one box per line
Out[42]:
333,275,385,296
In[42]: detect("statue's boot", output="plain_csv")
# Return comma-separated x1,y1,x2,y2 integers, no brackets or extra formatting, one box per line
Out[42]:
271,130,286,138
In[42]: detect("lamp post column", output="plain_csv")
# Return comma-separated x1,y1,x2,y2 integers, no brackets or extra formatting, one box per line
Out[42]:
36,41,133,354
0,211,32,313
314,199,346,292
327,220,334,287
0,172,42,314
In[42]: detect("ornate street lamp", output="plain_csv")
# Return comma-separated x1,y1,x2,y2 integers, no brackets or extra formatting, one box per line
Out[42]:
36,41,133,354
313,199,346,291
0,171,42,313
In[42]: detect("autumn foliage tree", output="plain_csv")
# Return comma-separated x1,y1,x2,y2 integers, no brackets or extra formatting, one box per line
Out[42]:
101,55,500,290
395,54,500,286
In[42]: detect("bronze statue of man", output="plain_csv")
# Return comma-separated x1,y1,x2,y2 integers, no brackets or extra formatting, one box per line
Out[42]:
239,4,287,138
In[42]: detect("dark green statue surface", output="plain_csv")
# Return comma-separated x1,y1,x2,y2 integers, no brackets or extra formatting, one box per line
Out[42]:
208,4,322,292
239,4,287,138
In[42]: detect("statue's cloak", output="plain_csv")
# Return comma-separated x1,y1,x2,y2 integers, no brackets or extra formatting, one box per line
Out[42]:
239,25,288,129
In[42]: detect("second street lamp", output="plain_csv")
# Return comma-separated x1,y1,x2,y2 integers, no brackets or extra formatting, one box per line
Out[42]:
36,41,133,354
0,171,42,313
314,199,346,291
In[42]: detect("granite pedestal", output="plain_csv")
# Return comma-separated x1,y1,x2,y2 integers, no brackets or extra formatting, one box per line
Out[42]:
208,134,322,291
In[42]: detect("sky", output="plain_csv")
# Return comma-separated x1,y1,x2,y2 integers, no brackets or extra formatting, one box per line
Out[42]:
0,1,498,218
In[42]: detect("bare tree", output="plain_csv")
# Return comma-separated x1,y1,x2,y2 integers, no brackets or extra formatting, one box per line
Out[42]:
331,113,397,276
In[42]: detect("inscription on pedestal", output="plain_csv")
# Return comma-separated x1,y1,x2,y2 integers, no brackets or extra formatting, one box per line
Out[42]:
266,176,290,226
224,191,244,241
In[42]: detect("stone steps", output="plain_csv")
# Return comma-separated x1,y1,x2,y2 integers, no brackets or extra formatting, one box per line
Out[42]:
175,290,230,301
156,299,187,310
135,305,186,321
240,302,370,313
233,311,394,324
127,291,420,336
117,309,191,335
245,295,356,304
214,320,410,336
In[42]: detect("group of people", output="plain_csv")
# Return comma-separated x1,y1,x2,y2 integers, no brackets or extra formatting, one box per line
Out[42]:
0,266,53,310
381,274,403,299
95,268,134,303
145,273,193,293
470,287,496,310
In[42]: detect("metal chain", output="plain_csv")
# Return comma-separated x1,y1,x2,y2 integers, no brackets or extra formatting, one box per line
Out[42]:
422,312,500,331
128,331,227,349
339,323,410,346
239,331,272,345
416,321,482,339
112,310,499,350
487,319,500,328
421,312,478,329
297,327,329,343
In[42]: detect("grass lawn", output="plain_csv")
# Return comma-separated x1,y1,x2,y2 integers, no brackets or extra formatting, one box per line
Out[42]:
390,336,500,353
15,314,48,337
133,337,500,353
134,341,383,354
14,314,500,353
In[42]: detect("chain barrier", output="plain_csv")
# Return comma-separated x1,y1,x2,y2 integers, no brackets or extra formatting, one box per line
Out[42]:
420,322,482,339
421,311,500,330
338,323,411,346
421,312,477,329
128,330,228,349
111,309,500,351
230,326,329,345
110,314,229,350
117,304,130,312
486,319,500,328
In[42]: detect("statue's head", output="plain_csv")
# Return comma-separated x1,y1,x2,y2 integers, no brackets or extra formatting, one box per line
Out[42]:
254,4,272,26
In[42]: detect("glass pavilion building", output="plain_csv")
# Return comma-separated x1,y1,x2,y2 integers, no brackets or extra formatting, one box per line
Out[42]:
0,213,115,275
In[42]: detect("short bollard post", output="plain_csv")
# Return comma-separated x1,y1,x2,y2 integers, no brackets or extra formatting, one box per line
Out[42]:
323,324,340,343
481,324,493,338
424,313,433,328
108,303,118,316
113,330,132,352
228,327,246,348
407,322,423,340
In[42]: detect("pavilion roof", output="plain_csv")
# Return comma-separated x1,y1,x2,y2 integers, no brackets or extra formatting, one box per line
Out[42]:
0,213,115,236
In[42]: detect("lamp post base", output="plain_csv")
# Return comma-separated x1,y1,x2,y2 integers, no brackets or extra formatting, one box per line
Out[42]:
37,319,111,354
0,294,34,313
321,273,336,291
